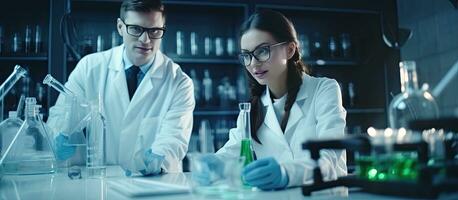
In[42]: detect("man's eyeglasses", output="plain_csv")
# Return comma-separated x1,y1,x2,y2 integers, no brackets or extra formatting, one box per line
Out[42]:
120,19,166,39
238,42,287,67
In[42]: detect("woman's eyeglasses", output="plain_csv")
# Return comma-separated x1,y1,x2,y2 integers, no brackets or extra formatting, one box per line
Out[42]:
238,42,287,66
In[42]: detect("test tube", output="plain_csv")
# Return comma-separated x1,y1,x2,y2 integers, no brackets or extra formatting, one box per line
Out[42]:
0,65,27,101
42,74,75,98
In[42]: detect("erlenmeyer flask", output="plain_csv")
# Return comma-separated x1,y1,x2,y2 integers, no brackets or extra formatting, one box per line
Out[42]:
0,97,56,175
0,111,24,156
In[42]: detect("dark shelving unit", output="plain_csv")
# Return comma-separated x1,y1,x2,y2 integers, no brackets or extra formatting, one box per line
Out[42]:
1,1,401,169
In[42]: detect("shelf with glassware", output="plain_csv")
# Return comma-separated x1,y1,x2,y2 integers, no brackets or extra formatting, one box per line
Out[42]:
254,6,388,129
0,1,50,119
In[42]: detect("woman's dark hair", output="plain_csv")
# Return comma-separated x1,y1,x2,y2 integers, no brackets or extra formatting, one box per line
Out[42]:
240,10,310,143
120,0,165,20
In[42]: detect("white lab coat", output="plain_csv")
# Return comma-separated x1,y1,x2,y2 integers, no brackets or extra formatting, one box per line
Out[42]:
216,74,347,187
47,45,195,173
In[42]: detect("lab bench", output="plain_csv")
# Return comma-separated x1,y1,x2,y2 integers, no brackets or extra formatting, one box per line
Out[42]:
1,165,456,200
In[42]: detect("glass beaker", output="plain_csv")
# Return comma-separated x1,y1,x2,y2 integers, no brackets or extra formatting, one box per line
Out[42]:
189,153,247,199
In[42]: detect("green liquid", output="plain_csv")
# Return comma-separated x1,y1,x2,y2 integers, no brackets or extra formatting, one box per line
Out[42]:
240,139,254,166
240,139,254,186
355,153,418,181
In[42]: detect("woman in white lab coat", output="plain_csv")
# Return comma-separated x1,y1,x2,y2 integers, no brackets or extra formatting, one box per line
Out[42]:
214,10,347,190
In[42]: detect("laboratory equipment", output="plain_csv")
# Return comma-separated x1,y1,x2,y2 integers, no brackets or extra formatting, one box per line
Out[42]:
190,32,198,56
198,120,214,153
348,82,355,107
0,65,27,101
34,25,42,54
25,25,32,55
328,36,338,58
96,35,104,52
0,97,56,175
189,153,247,199
340,33,352,58
311,32,323,58
299,34,310,58
300,119,458,198
226,38,235,56
111,30,120,48
202,70,213,105
388,61,439,129
43,74,89,146
215,37,224,56
204,36,213,56
189,69,201,104
12,33,22,55
239,102,254,167
86,100,106,178
176,31,184,56
0,111,23,156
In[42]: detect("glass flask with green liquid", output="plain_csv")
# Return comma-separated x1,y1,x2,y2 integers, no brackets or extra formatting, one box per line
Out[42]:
239,103,254,166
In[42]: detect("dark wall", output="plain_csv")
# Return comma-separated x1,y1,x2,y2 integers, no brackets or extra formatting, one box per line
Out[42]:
398,0,458,116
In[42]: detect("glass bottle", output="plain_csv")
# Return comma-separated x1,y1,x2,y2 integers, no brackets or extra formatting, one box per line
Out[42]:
190,32,198,56
340,33,352,58
34,25,42,55
239,102,254,167
0,98,56,175
198,120,214,153
189,69,201,105
176,31,184,56
202,69,213,105
388,61,439,129
25,25,32,55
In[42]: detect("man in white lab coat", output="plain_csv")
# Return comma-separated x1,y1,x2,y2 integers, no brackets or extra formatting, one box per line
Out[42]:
47,0,194,175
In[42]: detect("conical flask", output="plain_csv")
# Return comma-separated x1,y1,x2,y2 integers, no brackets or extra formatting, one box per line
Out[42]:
43,74,89,146
0,111,24,156
0,97,57,175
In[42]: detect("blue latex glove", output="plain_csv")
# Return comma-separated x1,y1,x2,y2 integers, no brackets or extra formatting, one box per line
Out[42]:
191,154,224,186
54,134,76,161
242,157,289,190
125,149,164,176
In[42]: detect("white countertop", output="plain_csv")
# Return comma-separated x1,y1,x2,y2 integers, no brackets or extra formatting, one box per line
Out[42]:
0,166,452,200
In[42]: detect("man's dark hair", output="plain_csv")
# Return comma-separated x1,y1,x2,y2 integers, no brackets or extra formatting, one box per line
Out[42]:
120,0,165,20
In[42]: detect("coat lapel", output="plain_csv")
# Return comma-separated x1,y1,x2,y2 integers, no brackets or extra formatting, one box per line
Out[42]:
125,51,165,115
107,45,130,114
285,74,311,135
260,89,284,136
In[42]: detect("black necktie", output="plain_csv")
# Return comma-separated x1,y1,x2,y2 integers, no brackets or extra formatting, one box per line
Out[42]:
126,65,140,100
